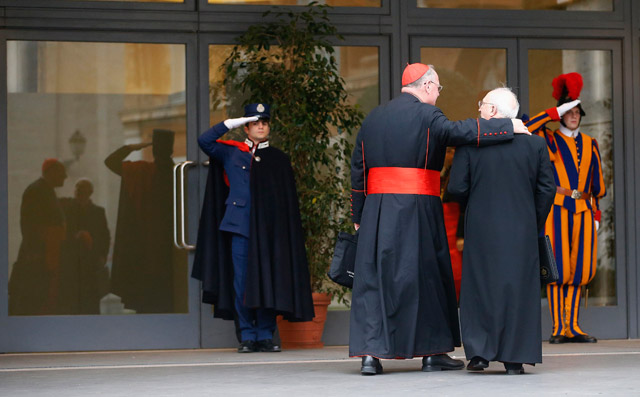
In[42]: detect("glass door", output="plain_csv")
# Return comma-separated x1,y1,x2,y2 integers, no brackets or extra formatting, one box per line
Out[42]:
410,35,627,339
519,38,627,339
0,34,202,352
199,36,383,347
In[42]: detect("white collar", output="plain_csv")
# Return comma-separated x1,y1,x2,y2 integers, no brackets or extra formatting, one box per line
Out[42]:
559,125,579,138
244,139,269,149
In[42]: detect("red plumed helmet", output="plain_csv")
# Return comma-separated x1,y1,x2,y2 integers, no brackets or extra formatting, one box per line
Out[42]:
552,72,583,101
551,72,586,116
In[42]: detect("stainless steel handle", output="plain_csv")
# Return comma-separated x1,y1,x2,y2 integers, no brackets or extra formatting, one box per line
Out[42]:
180,161,196,250
172,162,183,249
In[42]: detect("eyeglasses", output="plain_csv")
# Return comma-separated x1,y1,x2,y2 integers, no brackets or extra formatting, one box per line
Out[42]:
478,101,495,108
426,80,444,93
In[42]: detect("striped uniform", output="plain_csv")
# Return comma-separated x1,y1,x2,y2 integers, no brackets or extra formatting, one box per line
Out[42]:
526,109,606,338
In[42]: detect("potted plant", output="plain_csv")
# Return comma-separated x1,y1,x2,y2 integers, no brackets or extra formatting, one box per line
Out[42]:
214,2,363,348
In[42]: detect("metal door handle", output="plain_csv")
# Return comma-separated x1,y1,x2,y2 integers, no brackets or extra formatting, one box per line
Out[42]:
179,161,196,250
172,162,183,249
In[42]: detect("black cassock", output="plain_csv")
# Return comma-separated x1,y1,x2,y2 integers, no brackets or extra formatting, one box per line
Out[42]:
448,134,555,364
349,93,514,359
192,146,315,323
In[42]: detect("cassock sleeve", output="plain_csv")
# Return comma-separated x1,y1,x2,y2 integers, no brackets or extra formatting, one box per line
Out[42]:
535,139,557,233
350,129,366,224
446,145,471,201
429,108,514,148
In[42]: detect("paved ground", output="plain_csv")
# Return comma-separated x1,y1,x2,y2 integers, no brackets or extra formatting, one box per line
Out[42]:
1,340,640,396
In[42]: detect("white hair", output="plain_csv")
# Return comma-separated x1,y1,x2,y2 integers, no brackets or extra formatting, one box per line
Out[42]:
488,87,519,119
404,65,437,88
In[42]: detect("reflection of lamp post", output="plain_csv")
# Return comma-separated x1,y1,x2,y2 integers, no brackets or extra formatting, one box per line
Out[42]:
62,130,87,168
69,129,87,161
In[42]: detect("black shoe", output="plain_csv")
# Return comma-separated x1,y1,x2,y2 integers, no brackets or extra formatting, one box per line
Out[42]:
422,354,465,372
361,356,383,375
237,340,256,353
567,334,598,343
466,356,489,371
504,362,524,375
549,335,568,344
256,339,281,352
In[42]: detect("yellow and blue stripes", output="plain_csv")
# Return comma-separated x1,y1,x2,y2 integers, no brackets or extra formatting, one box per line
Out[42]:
526,109,606,337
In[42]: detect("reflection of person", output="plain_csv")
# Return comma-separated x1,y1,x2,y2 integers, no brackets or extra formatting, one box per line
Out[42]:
9,159,67,315
525,73,606,344
349,63,527,375
105,129,176,313
448,88,556,375
193,103,314,354
59,178,110,314
440,147,464,301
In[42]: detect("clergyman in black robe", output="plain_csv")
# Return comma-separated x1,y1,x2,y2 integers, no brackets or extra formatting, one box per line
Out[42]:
448,88,556,374
349,64,530,375
59,178,110,314
9,159,67,315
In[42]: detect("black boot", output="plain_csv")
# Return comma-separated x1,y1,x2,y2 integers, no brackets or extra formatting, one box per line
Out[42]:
361,356,383,375
422,354,464,372
466,356,489,371
504,362,524,375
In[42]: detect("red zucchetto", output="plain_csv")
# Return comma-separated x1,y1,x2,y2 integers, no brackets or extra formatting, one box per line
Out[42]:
402,63,430,86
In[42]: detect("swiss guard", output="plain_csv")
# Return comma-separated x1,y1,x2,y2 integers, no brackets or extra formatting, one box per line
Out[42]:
349,63,526,375
525,73,606,343
192,103,315,353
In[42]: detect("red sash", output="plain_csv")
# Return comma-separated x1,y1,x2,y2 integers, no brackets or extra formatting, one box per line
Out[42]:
367,167,440,196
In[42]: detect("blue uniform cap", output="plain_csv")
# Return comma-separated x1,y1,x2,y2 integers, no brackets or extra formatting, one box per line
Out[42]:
244,103,271,120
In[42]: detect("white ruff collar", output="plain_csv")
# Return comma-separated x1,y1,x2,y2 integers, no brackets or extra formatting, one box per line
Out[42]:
559,125,579,138
244,139,269,149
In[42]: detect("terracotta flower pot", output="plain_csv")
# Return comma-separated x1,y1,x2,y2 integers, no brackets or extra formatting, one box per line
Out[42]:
277,292,332,349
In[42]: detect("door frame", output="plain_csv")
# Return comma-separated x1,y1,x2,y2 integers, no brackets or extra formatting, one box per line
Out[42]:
0,29,203,352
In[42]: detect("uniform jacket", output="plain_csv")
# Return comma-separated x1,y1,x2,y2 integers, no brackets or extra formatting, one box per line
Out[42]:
197,122,254,238
526,109,606,220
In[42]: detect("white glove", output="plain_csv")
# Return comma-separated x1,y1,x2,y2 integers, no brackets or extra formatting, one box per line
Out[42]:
595,220,600,232
223,116,259,130
557,99,581,117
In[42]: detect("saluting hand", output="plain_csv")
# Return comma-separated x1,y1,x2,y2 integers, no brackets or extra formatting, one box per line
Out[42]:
557,99,581,117
127,142,152,151
511,119,531,135
223,116,260,130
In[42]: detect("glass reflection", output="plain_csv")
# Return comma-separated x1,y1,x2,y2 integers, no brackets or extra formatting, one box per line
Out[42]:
7,41,188,315
420,47,508,302
417,0,612,11
70,0,183,3
528,49,615,306
207,0,380,6
209,44,379,136
420,47,507,120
